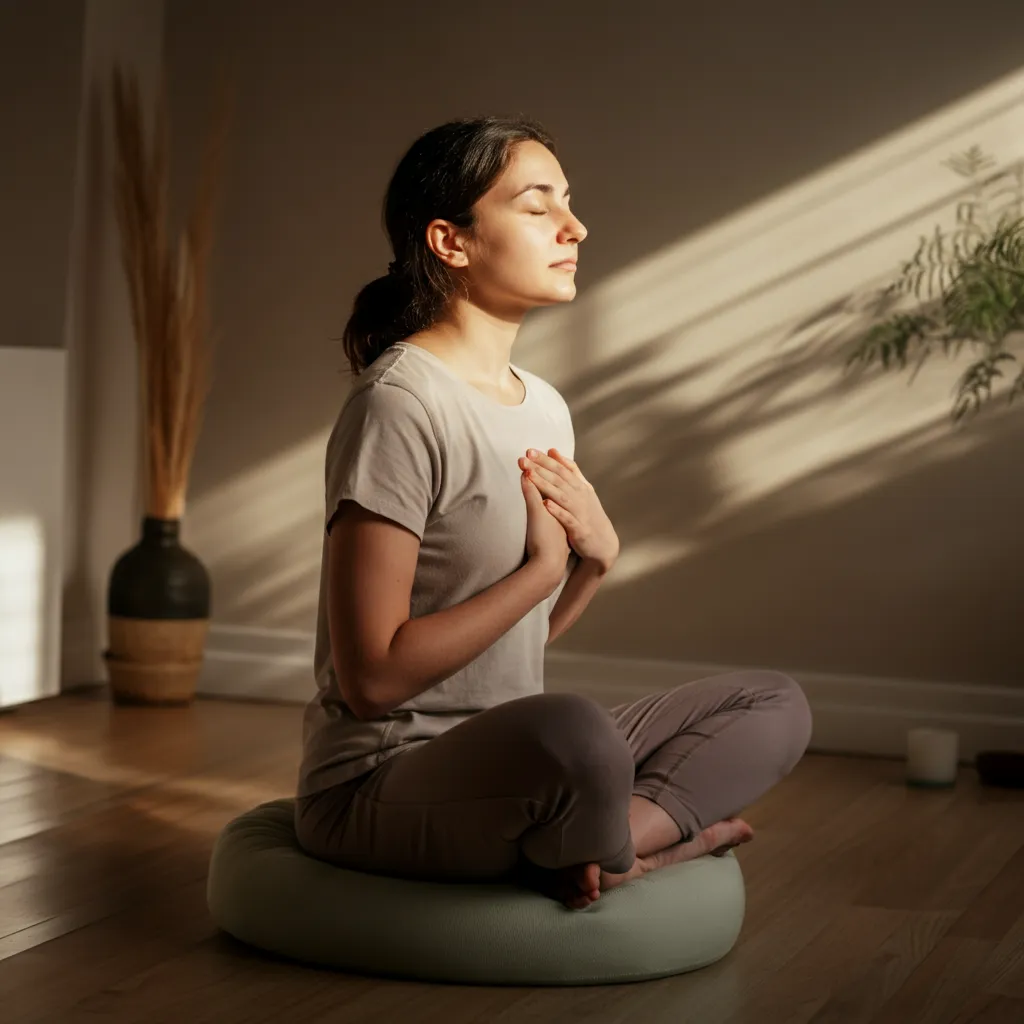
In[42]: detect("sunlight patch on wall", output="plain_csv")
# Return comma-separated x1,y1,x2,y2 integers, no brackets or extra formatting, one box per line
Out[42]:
0,517,44,706
610,537,700,585
186,431,329,622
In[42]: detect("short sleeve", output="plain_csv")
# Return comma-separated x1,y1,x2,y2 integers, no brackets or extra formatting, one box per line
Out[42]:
324,382,440,541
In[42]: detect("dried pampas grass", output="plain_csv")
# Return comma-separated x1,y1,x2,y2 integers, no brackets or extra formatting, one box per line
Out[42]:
111,64,230,520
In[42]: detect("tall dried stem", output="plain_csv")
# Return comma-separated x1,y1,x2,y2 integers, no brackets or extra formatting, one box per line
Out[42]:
110,64,229,520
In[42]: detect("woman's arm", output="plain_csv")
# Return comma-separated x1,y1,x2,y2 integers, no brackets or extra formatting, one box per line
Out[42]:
546,555,614,646
329,500,565,721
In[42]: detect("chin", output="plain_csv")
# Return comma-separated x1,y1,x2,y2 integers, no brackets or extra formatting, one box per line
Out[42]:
512,278,577,312
536,283,578,307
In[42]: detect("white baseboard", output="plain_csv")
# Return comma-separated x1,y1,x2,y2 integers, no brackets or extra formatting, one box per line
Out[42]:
198,624,1024,763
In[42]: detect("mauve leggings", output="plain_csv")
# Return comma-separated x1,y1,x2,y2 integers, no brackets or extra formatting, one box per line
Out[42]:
293,670,813,881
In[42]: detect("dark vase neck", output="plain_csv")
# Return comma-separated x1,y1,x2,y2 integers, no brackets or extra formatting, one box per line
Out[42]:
141,516,181,545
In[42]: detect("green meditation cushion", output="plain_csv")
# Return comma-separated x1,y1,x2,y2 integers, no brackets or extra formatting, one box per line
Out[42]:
206,798,746,986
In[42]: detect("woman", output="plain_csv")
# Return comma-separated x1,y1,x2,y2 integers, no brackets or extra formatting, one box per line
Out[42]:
295,116,813,910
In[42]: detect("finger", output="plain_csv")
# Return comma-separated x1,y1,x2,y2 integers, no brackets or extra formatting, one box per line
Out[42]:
530,471,570,506
523,456,567,488
550,449,593,490
548,449,580,474
528,475,561,512
526,450,572,483
543,499,574,525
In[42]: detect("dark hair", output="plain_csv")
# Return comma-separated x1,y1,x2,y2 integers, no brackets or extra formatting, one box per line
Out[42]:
340,116,557,376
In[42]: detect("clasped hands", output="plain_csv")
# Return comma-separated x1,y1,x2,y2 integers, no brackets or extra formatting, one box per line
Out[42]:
519,447,619,573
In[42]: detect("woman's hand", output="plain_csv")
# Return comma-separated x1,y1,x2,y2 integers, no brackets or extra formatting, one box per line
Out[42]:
518,448,620,573
522,470,570,576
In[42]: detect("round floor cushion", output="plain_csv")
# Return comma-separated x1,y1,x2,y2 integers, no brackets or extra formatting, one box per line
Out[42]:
207,798,746,986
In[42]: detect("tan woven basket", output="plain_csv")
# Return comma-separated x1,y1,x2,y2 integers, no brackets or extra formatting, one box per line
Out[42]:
107,616,209,661
105,616,210,705
103,652,202,705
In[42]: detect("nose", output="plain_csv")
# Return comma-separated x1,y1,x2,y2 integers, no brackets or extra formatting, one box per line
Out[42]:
561,210,587,246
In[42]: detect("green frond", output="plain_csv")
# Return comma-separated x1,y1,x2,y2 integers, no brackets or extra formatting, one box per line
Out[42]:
951,351,1017,421
857,149,1024,423
965,215,1024,269
846,312,938,372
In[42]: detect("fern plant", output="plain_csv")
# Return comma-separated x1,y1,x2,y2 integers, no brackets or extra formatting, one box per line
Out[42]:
846,146,1024,422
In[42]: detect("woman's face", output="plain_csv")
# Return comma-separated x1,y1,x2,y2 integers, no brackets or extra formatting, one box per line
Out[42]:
431,140,588,312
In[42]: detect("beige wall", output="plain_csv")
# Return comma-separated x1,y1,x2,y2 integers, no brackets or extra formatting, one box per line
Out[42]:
0,0,84,351
162,0,1024,689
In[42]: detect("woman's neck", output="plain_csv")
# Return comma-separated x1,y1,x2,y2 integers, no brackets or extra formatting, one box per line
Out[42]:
410,301,524,389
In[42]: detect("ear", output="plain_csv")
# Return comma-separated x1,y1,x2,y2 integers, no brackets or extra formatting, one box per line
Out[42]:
425,218,469,269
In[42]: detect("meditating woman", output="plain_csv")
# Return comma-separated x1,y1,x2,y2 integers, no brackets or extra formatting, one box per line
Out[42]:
294,117,813,910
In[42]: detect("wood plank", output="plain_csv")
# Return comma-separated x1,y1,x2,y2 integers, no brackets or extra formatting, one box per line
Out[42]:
806,910,958,1023
949,844,1024,942
719,904,911,1023
872,935,999,1024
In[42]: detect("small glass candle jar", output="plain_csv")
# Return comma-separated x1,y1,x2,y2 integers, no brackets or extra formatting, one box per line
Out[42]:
906,727,959,788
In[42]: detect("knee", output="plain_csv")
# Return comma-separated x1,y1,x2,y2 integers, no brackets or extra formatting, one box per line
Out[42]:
519,692,634,789
753,671,814,767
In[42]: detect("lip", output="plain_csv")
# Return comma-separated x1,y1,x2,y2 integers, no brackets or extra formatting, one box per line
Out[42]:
551,261,577,270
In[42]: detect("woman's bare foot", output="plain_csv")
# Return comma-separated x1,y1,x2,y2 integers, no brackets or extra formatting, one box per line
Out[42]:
512,859,603,910
514,818,754,911
704,816,755,857
644,816,754,872
599,817,754,892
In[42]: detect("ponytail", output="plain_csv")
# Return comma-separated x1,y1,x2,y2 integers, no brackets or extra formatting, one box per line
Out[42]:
340,270,417,377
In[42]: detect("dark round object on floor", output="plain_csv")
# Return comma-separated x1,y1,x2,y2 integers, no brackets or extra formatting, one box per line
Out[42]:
974,750,1024,789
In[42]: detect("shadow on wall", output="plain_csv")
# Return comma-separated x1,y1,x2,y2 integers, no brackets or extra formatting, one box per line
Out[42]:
186,70,1024,689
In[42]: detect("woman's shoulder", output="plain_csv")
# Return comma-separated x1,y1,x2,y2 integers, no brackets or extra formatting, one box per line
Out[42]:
341,347,433,414
329,354,441,463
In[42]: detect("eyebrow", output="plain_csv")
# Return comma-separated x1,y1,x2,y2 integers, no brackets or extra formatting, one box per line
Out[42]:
512,183,572,199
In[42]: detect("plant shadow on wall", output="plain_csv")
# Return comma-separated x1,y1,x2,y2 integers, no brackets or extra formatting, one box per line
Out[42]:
558,146,1024,687
804,145,1024,423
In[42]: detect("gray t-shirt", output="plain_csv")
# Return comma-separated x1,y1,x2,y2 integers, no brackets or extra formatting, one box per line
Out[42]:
296,340,579,798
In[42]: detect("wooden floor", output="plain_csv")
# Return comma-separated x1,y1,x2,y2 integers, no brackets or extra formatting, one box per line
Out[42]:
1,691,1023,1024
